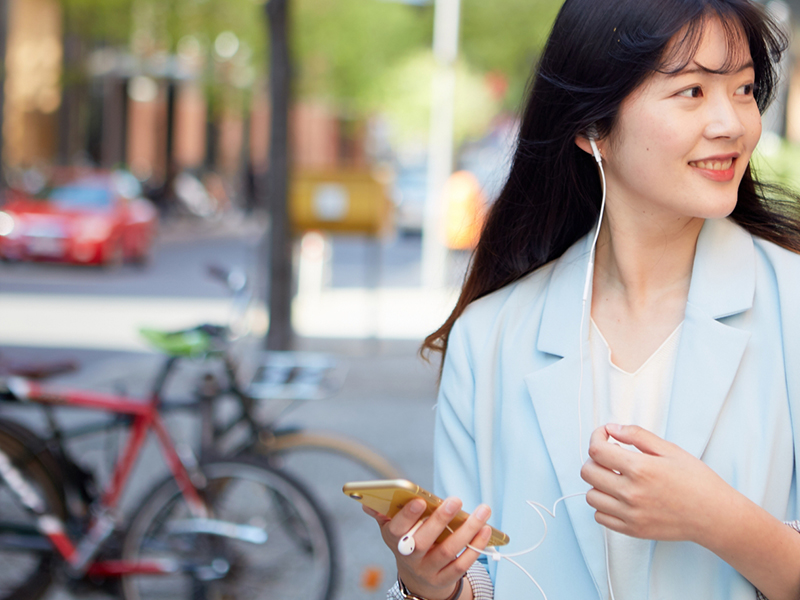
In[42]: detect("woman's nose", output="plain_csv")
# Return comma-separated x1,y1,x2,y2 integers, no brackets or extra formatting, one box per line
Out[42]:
704,97,748,140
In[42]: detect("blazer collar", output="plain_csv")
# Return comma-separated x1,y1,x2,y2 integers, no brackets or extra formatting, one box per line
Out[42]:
525,217,754,597
536,217,755,358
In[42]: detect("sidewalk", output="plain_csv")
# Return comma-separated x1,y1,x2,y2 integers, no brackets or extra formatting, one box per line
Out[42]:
0,286,458,350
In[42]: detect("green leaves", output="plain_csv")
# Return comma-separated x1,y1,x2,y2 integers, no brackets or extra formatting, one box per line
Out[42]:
461,0,561,108
292,0,432,106
58,0,563,126
292,0,561,119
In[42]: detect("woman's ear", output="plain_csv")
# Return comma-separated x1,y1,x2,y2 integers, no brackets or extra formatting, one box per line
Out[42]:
575,135,602,160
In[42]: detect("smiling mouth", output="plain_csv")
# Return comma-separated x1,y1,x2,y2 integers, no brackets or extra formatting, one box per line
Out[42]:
688,158,734,170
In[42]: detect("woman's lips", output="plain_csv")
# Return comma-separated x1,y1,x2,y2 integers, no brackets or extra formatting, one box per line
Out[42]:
689,157,736,182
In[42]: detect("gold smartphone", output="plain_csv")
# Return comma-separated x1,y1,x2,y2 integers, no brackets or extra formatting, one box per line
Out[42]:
342,478,509,547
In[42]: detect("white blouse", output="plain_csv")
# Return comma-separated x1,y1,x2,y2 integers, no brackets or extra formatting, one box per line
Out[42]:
590,319,683,600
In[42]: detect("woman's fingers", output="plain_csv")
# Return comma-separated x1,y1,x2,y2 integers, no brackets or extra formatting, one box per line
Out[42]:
386,498,428,540
593,510,629,533
385,499,496,599
587,426,638,474
408,497,464,553
432,503,492,562
606,423,671,457
438,524,492,581
581,458,623,496
585,487,625,517
392,498,493,572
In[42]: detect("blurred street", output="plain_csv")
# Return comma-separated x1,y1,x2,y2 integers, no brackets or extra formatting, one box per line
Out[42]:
0,213,466,349
0,214,454,600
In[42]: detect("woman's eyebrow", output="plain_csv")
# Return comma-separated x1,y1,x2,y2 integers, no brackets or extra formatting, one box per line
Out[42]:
668,60,755,76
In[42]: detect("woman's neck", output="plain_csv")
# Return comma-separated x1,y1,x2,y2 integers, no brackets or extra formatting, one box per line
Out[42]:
589,213,704,372
592,214,703,314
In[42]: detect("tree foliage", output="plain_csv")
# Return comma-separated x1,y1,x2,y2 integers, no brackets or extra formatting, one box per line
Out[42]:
370,50,501,147
60,0,265,65
56,0,564,120
292,0,433,109
461,0,562,108
291,0,562,112
290,0,562,124
61,0,135,43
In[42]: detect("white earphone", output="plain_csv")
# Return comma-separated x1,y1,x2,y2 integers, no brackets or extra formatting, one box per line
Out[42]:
397,518,428,556
589,137,603,164
582,127,617,600
579,127,607,455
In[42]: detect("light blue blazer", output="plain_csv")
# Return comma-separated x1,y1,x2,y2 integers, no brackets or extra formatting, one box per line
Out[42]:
433,217,800,600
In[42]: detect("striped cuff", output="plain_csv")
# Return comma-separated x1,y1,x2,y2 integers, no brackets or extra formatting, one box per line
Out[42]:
755,520,800,600
466,561,494,599
386,563,494,600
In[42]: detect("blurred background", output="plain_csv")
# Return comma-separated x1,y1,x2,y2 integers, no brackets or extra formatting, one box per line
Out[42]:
0,0,799,598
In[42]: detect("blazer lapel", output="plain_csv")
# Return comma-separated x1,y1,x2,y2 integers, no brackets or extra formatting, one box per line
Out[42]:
524,232,609,597
663,218,754,456
525,352,607,597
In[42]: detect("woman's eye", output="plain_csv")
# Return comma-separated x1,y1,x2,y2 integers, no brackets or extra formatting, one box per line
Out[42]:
677,86,702,98
736,83,755,96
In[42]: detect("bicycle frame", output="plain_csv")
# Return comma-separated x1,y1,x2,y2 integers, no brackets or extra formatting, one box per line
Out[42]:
1,373,208,578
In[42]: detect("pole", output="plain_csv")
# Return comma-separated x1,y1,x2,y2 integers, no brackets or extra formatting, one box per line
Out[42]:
421,0,460,289
264,0,294,350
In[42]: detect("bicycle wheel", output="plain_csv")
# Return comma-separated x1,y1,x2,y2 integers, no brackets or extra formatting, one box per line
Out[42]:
258,429,403,479
121,457,338,600
0,421,66,600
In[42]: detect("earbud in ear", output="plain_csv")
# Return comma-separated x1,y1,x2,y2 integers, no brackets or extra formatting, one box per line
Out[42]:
585,124,602,164
397,518,427,556
589,138,602,164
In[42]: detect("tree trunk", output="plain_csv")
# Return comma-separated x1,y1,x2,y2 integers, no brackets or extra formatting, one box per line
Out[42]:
264,0,293,350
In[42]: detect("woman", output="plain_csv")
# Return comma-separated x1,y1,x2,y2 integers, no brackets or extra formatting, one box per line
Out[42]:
365,0,800,598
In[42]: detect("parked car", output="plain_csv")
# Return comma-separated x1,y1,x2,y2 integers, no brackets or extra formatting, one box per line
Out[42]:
0,171,158,266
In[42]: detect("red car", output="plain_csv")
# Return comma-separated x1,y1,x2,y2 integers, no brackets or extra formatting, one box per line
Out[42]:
0,171,158,266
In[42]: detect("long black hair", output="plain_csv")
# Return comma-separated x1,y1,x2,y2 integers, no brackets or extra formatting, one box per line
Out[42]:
424,0,800,359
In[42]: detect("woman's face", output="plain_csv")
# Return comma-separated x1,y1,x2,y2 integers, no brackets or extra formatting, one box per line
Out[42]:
599,18,762,226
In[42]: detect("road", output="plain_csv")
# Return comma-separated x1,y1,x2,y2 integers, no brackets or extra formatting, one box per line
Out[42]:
0,215,450,600
0,215,430,297
0,216,465,348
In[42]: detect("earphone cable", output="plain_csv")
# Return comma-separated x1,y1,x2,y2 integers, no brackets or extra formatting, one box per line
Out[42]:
578,153,607,462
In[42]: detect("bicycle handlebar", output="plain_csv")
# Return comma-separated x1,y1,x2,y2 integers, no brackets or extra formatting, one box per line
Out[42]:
206,264,230,284
206,264,247,293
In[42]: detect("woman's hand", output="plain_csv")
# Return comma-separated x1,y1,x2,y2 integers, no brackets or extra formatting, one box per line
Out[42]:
363,497,493,600
580,423,734,544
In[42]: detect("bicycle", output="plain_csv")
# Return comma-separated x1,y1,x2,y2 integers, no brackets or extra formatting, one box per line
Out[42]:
139,264,403,480
0,371,338,600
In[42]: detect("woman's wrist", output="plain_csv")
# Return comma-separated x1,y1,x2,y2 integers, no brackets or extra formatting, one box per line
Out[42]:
397,575,464,600
680,469,740,548
684,482,800,600
689,481,748,550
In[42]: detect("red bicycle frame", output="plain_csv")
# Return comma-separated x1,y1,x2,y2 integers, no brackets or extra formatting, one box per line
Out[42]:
4,377,208,577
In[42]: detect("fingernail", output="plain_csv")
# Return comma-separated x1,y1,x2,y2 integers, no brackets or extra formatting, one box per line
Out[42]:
475,505,491,521
443,498,458,514
409,500,424,514
607,423,622,434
